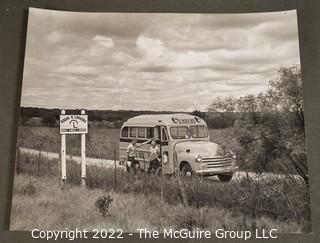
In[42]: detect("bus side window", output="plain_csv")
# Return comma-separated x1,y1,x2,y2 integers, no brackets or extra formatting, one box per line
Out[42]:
161,127,168,141
129,127,137,138
154,126,161,140
121,126,128,137
146,127,154,139
138,127,146,139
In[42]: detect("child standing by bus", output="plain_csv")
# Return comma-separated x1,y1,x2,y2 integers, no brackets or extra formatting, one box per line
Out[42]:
126,138,151,172
148,139,161,174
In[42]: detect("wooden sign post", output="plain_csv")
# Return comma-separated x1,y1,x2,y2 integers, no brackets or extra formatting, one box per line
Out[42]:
61,110,67,182
59,109,88,186
80,110,86,186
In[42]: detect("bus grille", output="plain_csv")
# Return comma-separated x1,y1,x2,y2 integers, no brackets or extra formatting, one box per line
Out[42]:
202,156,233,169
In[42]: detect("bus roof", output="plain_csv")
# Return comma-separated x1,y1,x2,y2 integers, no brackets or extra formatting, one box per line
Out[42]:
123,113,207,126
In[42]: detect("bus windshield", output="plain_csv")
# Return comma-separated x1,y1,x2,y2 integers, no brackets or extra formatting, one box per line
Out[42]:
190,125,208,138
170,126,208,139
170,126,189,139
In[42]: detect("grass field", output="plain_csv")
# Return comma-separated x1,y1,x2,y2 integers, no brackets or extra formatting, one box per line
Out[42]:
18,126,120,159
17,126,236,160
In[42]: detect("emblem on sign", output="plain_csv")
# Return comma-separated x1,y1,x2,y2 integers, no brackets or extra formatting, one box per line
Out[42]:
70,119,78,128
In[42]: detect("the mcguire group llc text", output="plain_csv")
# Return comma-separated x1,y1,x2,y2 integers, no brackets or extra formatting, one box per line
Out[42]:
31,228,278,240
137,228,278,240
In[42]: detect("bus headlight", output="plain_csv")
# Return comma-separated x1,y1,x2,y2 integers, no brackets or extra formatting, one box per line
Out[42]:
195,154,202,163
230,150,237,159
230,151,237,167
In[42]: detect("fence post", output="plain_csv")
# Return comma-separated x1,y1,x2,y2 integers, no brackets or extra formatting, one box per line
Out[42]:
160,165,164,203
114,148,117,191
143,153,147,195
15,143,20,175
37,146,42,177
174,150,188,206
47,151,51,176
58,147,61,186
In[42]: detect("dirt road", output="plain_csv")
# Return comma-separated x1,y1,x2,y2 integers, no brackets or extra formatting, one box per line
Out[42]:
20,147,122,169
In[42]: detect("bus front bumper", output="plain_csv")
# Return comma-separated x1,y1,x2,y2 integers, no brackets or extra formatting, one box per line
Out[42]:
195,165,238,176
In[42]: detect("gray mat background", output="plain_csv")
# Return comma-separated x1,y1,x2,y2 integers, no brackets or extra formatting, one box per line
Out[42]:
0,0,319,242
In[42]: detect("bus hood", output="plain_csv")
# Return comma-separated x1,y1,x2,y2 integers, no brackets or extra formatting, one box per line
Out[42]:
174,140,219,157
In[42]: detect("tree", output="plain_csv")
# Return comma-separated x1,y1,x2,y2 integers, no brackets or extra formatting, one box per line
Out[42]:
191,110,207,119
20,113,30,125
234,66,308,185
41,113,57,127
269,66,304,129
209,66,308,185
19,108,33,125
207,97,237,128
209,96,236,113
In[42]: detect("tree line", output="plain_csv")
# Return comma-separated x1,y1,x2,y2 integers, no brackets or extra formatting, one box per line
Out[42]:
19,108,180,128
20,108,235,129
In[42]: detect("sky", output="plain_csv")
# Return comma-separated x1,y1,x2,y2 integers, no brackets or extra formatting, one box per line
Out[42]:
21,8,300,111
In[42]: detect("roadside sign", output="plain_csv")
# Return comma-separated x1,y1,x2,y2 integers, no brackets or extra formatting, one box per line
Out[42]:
59,114,88,134
60,109,88,187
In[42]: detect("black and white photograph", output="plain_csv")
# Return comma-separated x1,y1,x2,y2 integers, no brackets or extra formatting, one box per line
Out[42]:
10,8,311,234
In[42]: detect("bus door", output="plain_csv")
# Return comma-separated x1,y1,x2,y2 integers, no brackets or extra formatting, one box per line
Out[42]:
160,126,170,174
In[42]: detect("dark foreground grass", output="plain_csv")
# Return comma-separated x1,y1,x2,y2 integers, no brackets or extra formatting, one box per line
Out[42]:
14,152,312,232
11,174,304,232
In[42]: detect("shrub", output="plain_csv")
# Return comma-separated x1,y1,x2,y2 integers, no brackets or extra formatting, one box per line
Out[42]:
95,195,113,217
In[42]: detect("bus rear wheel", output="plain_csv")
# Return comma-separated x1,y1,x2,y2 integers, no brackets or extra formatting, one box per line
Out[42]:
155,167,162,176
218,173,233,182
130,162,141,174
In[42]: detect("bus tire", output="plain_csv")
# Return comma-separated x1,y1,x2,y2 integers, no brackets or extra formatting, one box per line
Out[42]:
181,163,194,177
155,167,162,176
218,173,233,182
132,162,140,174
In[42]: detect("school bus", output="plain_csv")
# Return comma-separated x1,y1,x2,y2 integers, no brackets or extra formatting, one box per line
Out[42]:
119,113,237,181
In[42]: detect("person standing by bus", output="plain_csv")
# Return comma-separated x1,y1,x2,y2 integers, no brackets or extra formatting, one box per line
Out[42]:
147,139,161,174
126,138,151,172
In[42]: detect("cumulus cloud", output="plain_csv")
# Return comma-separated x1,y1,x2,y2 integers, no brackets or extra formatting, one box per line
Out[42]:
92,35,114,48
20,8,300,111
46,31,63,44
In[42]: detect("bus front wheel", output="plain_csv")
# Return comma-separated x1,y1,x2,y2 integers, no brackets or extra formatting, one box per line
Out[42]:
218,173,233,182
181,164,194,177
